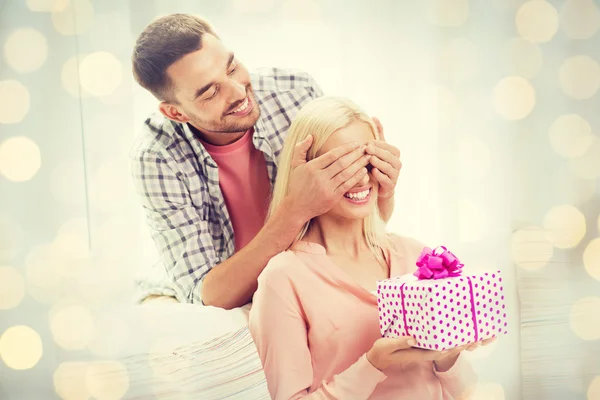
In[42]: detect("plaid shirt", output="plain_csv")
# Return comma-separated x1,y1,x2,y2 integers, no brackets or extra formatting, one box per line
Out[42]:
130,68,323,304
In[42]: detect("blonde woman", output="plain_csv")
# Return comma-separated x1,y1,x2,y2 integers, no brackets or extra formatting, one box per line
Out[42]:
249,97,488,400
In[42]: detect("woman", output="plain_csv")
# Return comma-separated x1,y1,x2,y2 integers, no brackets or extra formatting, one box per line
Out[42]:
249,97,488,399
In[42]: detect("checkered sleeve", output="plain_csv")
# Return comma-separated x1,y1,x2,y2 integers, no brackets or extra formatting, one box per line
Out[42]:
130,150,219,304
306,72,324,99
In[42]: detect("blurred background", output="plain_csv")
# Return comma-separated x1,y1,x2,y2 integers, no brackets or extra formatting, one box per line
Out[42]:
1,0,599,399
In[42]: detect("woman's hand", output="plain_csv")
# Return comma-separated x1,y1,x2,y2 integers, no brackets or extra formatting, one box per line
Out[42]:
367,337,448,371
367,336,497,372
434,337,497,372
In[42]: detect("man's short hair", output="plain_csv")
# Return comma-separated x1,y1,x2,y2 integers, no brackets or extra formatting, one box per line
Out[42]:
132,14,218,102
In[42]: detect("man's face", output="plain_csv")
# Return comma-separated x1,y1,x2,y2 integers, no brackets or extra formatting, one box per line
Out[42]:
163,34,260,143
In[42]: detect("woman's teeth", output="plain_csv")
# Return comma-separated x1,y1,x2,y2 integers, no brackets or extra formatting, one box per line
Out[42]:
230,97,249,114
344,189,370,200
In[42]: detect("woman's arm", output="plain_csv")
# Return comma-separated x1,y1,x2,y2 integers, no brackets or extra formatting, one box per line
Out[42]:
248,253,386,400
434,353,477,399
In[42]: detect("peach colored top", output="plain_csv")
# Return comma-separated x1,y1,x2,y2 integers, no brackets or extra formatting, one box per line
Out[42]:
249,235,477,400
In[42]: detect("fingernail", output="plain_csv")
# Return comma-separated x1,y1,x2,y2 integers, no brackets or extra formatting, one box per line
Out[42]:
352,142,360,148
407,339,416,346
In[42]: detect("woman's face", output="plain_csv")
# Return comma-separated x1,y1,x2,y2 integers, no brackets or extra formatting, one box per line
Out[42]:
316,120,379,221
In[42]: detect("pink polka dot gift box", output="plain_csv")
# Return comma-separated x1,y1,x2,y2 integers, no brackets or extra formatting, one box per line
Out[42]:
376,246,508,351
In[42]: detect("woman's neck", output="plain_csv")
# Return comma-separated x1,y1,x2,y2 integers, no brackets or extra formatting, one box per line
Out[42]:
303,215,368,258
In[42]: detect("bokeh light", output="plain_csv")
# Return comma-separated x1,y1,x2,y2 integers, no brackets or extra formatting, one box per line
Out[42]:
88,315,129,358
0,213,24,260
589,376,600,400
516,1,559,43
439,38,480,83
89,12,133,54
52,218,91,278
75,257,133,306
0,325,43,370
85,361,129,400
457,137,492,180
52,0,95,36
549,114,595,159
568,138,600,180
27,0,68,12
511,226,554,270
89,159,134,214
0,80,30,124
79,52,123,97
97,216,140,259
560,0,600,40
493,76,536,120
0,266,25,310
458,200,489,242
0,136,41,182
570,297,600,340
503,38,543,79
54,362,90,400
583,238,600,282
4,28,48,73
472,383,505,400
552,165,596,205
426,0,470,27
61,56,91,99
50,304,95,350
559,55,600,100
543,205,586,249
25,243,65,304
50,160,87,206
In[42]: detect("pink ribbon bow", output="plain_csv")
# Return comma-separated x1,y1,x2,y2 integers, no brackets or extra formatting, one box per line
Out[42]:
414,246,464,280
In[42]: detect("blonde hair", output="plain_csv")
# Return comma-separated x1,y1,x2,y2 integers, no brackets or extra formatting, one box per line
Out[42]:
269,96,390,262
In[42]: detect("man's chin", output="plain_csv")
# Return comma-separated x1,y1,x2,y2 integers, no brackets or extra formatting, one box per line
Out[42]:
222,107,260,131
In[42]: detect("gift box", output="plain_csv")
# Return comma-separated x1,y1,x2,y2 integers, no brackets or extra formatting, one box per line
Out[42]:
376,246,508,351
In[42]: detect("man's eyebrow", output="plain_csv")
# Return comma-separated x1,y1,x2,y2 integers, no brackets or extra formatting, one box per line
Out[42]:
193,53,236,100
193,82,214,100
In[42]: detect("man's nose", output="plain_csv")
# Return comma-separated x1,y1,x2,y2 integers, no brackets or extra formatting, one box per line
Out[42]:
226,80,246,102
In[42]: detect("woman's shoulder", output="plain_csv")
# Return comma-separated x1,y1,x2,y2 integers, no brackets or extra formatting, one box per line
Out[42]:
258,248,307,288
386,233,426,255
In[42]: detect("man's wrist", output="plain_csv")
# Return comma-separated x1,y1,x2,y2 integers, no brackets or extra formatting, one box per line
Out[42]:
259,196,308,253
280,195,310,229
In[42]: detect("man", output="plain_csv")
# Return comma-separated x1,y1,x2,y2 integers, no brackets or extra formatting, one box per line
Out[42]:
130,14,402,309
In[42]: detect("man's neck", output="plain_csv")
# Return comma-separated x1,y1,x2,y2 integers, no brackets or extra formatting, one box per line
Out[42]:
189,123,247,146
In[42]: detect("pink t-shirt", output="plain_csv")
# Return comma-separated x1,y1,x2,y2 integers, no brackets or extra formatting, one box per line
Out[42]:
249,235,477,400
201,129,271,251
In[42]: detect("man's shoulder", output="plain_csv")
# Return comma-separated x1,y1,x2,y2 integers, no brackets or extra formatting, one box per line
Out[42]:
130,111,181,160
251,67,319,94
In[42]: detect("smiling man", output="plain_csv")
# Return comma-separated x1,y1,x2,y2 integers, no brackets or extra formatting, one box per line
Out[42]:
130,14,402,309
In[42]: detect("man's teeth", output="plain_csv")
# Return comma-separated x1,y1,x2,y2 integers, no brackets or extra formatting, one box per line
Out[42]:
231,98,249,114
345,189,370,200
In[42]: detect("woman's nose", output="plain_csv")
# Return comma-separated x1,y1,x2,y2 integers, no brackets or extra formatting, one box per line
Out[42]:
358,170,370,186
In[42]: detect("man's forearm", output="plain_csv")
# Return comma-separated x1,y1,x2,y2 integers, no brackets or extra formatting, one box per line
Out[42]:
378,193,395,222
201,197,306,309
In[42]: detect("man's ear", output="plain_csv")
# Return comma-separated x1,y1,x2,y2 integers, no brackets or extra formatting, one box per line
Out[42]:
159,101,190,123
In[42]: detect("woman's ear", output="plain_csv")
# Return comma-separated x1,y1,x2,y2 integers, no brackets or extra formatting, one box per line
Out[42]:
371,116,385,141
